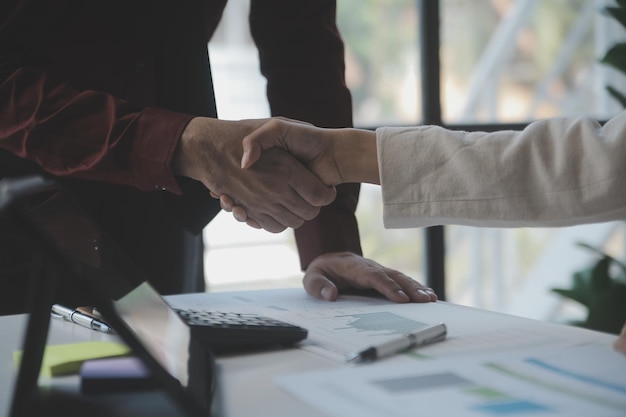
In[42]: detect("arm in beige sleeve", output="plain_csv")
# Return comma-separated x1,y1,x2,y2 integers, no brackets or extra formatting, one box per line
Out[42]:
377,112,626,228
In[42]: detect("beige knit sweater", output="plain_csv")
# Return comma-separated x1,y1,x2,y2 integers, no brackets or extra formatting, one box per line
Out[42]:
377,112,626,228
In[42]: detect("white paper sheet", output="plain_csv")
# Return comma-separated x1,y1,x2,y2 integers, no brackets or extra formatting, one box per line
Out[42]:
166,289,612,363
275,343,626,417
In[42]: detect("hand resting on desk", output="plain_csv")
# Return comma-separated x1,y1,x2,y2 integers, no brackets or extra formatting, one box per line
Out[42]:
302,252,437,304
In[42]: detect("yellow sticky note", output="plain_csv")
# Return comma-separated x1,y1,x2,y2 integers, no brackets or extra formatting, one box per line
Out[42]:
14,341,131,377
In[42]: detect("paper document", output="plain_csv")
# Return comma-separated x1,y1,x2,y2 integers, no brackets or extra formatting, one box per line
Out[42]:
275,343,626,417
166,289,610,363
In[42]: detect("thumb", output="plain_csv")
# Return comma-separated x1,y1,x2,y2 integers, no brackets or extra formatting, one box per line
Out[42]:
241,119,286,168
303,270,340,301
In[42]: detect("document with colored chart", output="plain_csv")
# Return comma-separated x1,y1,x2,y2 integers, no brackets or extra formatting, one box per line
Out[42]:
275,343,626,417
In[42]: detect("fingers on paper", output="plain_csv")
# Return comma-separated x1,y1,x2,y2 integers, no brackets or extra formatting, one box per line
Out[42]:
303,253,437,304
303,275,339,302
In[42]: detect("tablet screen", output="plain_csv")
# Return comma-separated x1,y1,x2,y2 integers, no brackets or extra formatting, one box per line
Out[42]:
114,282,192,387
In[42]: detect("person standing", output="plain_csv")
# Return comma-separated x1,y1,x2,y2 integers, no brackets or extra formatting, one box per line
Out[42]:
0,0,436,314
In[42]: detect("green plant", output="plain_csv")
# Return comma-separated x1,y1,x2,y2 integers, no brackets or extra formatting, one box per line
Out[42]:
600,0,626,106
552,1,626,336
552,243,626,334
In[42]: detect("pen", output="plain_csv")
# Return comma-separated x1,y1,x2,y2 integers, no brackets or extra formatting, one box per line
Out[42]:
51,304,113,334
346,323,447,363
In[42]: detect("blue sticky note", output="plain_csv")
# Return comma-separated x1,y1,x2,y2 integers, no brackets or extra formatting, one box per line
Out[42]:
80,356,158,394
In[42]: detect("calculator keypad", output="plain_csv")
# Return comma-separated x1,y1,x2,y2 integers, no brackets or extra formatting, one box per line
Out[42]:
175,309,297,329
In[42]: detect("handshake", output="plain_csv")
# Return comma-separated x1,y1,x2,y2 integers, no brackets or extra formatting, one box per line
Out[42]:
174,116,379,233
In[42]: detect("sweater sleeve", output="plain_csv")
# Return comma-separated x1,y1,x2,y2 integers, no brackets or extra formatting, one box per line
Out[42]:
0,67,194,194
250,0,362,268
377,112,626,228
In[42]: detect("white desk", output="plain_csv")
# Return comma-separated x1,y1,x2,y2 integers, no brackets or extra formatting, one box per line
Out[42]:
1,288,622,417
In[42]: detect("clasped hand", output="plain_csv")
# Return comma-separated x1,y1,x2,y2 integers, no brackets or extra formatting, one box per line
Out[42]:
173,117,336,233
173,118,440,305
217,118,352,229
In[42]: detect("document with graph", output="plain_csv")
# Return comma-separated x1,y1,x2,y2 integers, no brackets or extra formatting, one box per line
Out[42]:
275,343,626,417
165,289,612,363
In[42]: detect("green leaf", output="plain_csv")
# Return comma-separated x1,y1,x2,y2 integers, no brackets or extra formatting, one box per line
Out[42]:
551,288,587,306
600,43,626,75
607,86,626,108
552,268,590,305
575,242,604,256
584,284,626,334
573,269,591,291
604,6,626,30
590,256,612,291
575,241,626,273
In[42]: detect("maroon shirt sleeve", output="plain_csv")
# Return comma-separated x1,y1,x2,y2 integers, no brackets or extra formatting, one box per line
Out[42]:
250,0,363,269
0,67,193,194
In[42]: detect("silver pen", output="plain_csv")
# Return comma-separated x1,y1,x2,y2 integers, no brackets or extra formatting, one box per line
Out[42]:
346,323,447,363
51,304,113,334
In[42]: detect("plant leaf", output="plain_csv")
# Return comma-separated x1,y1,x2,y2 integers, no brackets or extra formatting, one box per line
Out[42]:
590,256,612,291
575,241,626,273
575,241,601,255
607,86,626,108
600,43,626,75
551,288,587,306
552,268,590,306
604,6,626,29
573,268,591,288
584,283,626,334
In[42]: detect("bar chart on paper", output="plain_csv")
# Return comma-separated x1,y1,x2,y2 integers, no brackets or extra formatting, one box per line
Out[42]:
335,312,427,334
275,344,626,417
304,311,431,359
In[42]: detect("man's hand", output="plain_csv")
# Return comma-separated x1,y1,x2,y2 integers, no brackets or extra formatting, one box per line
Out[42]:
303,252,437,303
173,117,336,232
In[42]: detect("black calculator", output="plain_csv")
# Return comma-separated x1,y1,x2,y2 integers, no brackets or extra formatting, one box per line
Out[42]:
174,309,308,354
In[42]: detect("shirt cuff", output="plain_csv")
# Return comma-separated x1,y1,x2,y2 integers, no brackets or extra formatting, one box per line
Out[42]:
132,107,195,195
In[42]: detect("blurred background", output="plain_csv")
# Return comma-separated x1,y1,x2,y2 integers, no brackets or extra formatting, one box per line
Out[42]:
203,0,626,327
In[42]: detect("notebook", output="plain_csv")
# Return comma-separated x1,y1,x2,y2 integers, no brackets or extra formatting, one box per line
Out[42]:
0,175,306,416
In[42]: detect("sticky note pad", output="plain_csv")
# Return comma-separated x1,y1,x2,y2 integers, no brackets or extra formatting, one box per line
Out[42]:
14,341,131,377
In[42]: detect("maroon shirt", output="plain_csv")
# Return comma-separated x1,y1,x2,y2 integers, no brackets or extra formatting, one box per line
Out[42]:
0,0,361,313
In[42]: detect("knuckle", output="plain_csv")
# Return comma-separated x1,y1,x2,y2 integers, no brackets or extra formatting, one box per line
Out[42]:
291,218,305,229
302,207,320,221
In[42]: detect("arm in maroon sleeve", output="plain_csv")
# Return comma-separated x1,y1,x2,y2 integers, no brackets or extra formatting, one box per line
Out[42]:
249,0,362,269
0,67,193,194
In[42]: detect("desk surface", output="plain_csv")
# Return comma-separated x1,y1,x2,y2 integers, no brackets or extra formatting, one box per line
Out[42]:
1,288,621,417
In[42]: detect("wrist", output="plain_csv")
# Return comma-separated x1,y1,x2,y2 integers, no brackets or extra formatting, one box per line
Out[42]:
173,117,227,187
335,129,380,184
173,117,199,178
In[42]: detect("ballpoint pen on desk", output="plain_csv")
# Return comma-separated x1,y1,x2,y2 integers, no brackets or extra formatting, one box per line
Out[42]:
51,304,114,334
346,323,447,363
